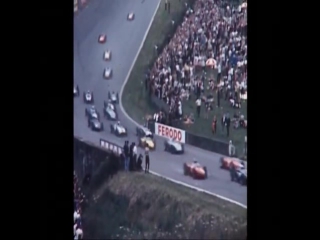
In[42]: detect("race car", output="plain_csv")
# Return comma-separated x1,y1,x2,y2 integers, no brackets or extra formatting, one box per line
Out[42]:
98,34,106,43
110,121,128,136
74,85,79,97
127,12,135,20
88,117,104,131
164,139,184,154
138,135,156,150
103,101,117,120
183,161,208,179
108,91,118,104
230,165,247,186
220,157,245,170
85,106,100,120
104,67,112,79
136,125,153,138
104,50,111,61
83,90,94,104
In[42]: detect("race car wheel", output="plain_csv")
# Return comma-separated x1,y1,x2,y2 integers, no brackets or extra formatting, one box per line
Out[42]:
183,163,188,176
203,166,208,179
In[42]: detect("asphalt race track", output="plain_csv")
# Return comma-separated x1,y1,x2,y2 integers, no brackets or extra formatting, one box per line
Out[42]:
74,0,247,205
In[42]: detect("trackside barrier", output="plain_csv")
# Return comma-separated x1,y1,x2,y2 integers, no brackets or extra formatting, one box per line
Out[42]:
115,0,247,210
97,137,247,209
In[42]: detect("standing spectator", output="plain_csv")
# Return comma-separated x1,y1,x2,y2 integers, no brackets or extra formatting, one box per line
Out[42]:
225,112,231,137
228,140,235,156
165,0,168,11
145,147,150,173
168,0,171,13
212,116,217,134
221,113,226,132
133,142,137,170
129,142,134,171
123,141,129,171
195,98,201,117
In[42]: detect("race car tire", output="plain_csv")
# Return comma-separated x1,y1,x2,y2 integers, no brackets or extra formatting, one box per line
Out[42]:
183,163,188,176
220,157,224,169
203,166,208,179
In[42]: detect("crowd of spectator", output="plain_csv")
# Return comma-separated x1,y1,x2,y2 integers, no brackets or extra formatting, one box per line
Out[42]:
74,171,84,239
146,0,247,123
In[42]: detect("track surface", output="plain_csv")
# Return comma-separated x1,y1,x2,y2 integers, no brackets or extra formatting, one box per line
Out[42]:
74,0,247,205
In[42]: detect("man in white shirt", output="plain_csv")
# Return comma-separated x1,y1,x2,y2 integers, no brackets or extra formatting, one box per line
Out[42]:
195,98,201,118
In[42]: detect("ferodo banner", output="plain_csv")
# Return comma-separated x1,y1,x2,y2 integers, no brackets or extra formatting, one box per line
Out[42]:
155,122,186,143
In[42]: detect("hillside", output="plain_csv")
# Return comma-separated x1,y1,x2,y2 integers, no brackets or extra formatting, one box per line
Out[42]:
82,171,247,239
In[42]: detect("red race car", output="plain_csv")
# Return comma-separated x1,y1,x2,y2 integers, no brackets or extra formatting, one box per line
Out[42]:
220,157,245,170
98,34,106,43
183,161,207,179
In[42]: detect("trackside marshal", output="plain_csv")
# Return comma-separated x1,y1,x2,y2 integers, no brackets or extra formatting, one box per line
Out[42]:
155,123,186,144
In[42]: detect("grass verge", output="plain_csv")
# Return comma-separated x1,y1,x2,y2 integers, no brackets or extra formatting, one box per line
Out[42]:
121,0,247,152
83,171,247,239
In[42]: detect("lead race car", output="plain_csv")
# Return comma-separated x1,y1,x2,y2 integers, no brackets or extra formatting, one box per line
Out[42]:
110,121,128,137
183,160,208,179
108,91,118,104
98,34,106,43
83,90,94,104
230,165,247,186
164,139,184,154
103,101,117,120
136,125,155,150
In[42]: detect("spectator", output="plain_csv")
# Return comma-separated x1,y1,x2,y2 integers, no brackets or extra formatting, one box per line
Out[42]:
145,147,150,173
228,140,235,156
195,98,201,117
123,141,130,171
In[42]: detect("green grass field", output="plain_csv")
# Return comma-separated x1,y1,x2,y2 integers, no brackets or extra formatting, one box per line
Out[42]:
83,171,247,239
122,0,247,154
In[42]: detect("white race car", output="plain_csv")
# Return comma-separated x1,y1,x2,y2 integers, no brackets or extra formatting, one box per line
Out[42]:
110,122,127,137
127,12,135,21
98,34,106,43
83,90,94,104
103,101,117,121
108,91,118,104
104,50,111,60
104,67,112,79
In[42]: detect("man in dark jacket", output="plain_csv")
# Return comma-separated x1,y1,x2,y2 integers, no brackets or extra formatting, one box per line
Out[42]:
129,142,134,171
123,141,130,171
